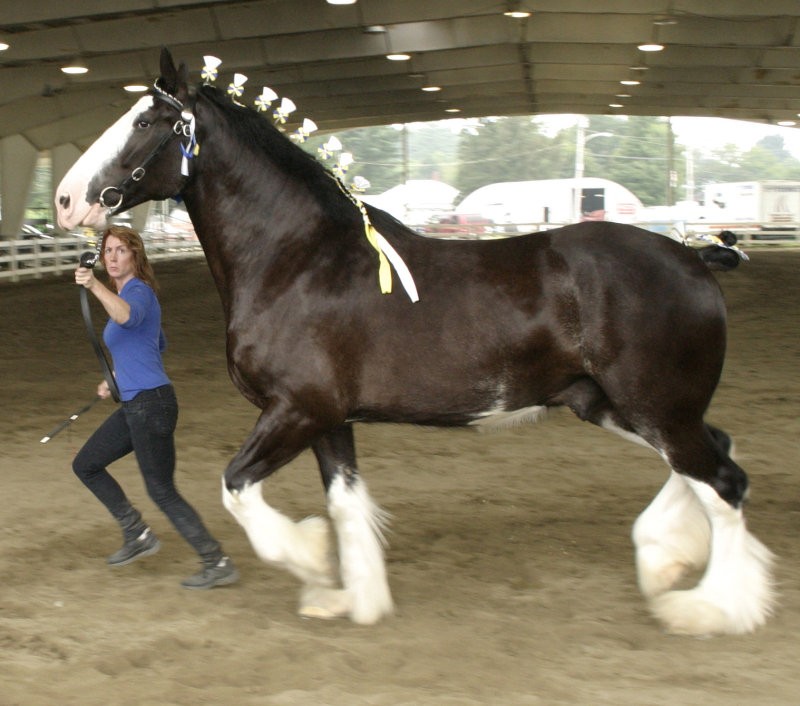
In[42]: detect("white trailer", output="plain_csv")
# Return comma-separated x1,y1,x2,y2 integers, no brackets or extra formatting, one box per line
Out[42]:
701,180,800,228
455,177,643,231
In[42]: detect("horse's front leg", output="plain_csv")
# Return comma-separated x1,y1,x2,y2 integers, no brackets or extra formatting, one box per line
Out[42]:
221,408,336,593
300,424,394,625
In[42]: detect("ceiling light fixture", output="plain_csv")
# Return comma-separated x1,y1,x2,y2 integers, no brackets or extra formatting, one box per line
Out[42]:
638,43,664,52
124,84,148,93
620,79,640,86
609,103,624,109
422,86,442,92
326,0,357,5
0,39,9,51
503,1,531,18
61,58,88,75
386,53,411,61
777,120,796,127
445,107,461,113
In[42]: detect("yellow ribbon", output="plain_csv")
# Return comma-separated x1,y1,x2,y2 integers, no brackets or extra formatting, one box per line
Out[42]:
329,172,418,301
363,217,393,294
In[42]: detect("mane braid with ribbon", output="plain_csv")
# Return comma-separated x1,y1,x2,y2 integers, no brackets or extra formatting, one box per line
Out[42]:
198,84,357,226
191,56,419,302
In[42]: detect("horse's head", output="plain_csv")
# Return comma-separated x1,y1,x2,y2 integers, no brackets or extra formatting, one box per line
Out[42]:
56,49,192,230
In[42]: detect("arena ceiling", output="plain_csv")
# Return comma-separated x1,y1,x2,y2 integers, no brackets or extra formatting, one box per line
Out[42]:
1,0,800,152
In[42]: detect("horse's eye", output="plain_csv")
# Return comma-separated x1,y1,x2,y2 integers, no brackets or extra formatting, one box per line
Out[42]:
136,119,151,129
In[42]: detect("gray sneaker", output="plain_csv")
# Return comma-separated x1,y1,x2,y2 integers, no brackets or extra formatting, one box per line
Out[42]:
181,556,239,590
107,527,161,566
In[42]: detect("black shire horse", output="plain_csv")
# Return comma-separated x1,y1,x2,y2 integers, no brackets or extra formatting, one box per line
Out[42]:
56,49,773,635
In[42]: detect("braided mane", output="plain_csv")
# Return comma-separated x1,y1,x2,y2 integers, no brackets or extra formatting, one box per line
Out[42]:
198,83,357,224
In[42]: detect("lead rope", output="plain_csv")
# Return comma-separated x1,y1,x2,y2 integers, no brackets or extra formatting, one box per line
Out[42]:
79,246,121,403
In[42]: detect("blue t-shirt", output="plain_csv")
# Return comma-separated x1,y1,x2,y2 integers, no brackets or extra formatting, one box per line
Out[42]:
103,277,170,401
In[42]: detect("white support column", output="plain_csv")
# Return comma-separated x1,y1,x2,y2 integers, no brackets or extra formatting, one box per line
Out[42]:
1,135,38,238
129,202,150,233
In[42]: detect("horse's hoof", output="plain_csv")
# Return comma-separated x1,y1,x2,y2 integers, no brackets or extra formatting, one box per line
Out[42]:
298,604,341,620
299,586,351,621
650,589,732,636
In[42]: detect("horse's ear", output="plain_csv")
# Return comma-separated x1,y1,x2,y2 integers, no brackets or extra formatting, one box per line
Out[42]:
159,47,178,88
158,47,189,100
175,61,190,102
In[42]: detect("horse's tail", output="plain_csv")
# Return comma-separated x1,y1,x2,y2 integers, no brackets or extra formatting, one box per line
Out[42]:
696,230,746,271
698,245,741,271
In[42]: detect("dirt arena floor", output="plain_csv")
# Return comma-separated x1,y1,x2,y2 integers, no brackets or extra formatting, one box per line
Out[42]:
1,247,798,705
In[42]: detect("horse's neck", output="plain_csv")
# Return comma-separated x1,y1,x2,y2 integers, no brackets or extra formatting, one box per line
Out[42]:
180,137,360,311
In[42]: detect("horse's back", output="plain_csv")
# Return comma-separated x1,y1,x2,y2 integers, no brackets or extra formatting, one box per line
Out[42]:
344,219,727,425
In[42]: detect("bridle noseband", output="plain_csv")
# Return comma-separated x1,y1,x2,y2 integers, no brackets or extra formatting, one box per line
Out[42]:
99,81,196,213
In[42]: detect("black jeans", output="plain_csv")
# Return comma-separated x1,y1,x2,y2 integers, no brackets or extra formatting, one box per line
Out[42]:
72,384,221,562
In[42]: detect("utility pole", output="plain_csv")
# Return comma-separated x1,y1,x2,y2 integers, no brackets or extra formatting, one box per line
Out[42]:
666,117,676,206
573,118,613,222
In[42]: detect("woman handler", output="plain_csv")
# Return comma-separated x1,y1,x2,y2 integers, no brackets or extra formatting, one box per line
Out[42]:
72,225,238,590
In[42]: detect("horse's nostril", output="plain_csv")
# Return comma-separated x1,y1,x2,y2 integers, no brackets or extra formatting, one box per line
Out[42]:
59,193,70,209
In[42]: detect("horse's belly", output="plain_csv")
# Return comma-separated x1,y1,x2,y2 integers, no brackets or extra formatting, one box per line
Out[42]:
467,404,548,430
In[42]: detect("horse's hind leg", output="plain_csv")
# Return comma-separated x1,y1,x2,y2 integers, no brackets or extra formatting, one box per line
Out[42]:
643,426,774,635
632,470,710,598
301,424,394,625
557,378,711,596
632,424,736,598
561,379,773,634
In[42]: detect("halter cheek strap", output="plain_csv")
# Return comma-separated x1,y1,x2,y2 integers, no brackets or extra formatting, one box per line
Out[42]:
99,127,175,211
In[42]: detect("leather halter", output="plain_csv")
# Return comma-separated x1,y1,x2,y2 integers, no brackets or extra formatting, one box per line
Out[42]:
99,81,194,214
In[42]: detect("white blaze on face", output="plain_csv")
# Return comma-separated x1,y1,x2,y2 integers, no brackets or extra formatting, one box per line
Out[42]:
55,96,155,230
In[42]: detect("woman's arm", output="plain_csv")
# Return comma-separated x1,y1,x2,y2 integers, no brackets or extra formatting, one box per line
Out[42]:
74,267,131,324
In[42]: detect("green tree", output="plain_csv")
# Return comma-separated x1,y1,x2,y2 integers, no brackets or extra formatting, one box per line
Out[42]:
454,117,563,195
452,115,684,207
738,136,800,180
694,144,746,185
406,122,460,183
583,116,680,206
303,125,404,193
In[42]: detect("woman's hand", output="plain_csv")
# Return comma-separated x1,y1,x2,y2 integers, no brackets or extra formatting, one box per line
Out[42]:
75,266,95,290
97,380,111,399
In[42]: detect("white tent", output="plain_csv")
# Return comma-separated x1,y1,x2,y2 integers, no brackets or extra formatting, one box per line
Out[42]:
362,180,459,224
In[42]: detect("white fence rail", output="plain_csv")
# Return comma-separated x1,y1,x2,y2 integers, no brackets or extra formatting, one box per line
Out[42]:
2,222,798,283
0,233,203,283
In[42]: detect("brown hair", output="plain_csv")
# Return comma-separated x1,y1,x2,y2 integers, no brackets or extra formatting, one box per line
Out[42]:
100,225,158,293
